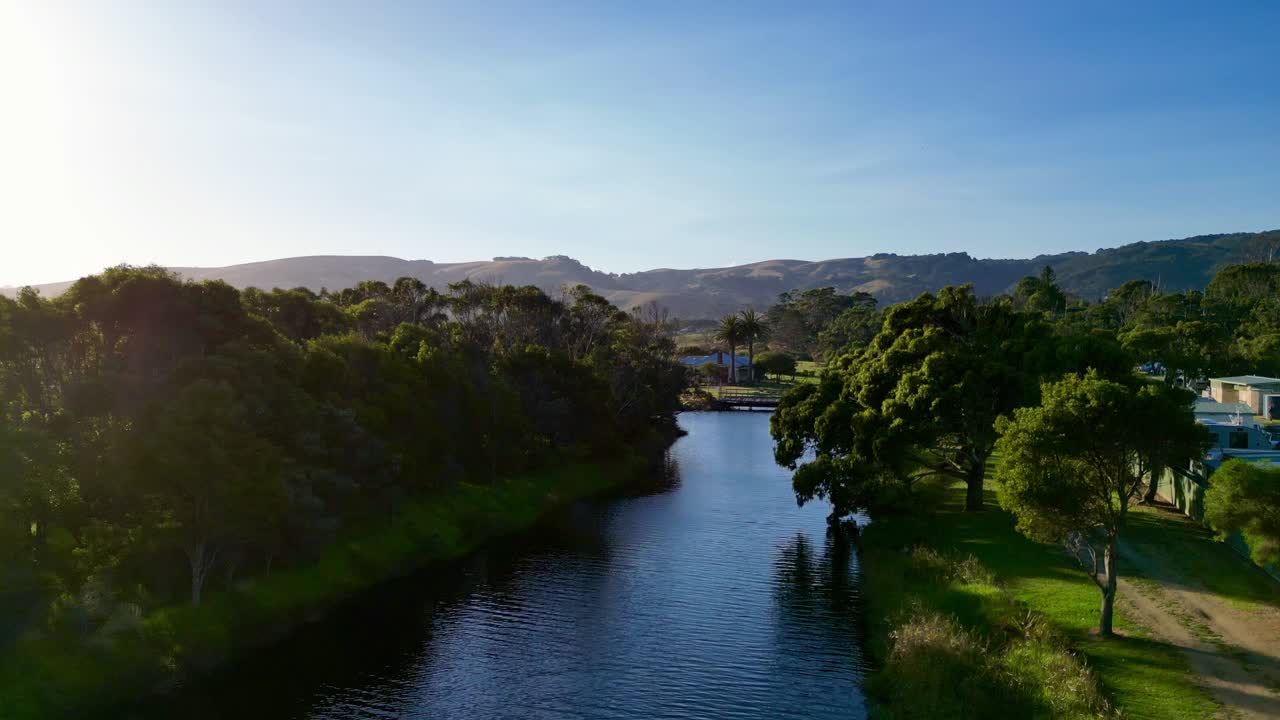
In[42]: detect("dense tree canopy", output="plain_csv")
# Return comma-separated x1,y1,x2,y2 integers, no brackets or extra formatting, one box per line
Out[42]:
0,267,685,642
772,285,1055,517
814,296,880,360
767,288,874,360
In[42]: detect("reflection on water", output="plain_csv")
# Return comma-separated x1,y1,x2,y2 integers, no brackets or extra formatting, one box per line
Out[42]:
130,412,867,720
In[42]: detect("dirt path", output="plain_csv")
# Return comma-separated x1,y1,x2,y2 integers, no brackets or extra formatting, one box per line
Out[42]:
1119,540,1280,719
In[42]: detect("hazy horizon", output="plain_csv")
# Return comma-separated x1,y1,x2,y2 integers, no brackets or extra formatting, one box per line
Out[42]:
8,226,1280,289
4,2,1278,286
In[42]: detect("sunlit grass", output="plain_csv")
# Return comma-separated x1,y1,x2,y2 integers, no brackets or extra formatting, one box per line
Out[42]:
861,479,1218,720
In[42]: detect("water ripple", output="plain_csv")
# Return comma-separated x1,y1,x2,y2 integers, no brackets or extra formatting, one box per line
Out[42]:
143,413,868,720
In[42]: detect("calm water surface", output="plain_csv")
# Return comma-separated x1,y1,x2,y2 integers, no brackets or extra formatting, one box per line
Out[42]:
137,412,868,719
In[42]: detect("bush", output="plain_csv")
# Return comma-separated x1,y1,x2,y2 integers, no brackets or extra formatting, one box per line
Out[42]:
680,388,718,410
754,350,796,378
877,610,1010,718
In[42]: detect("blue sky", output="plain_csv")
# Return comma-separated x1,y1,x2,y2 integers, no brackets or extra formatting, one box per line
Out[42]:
2,1,1277,285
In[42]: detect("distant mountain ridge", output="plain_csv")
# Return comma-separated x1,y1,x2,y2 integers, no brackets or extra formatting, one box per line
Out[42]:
6,230,1277,319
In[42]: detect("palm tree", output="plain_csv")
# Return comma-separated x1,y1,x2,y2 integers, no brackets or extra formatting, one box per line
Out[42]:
738,309,769,382
715,314,742,384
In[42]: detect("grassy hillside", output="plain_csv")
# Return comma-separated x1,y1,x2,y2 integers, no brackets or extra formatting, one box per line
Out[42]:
5,230,1276,318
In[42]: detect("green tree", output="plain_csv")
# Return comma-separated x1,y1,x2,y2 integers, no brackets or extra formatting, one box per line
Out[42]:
241,286,351,342
1206,262,1280,305
815,299,880,360
1013,266,1068,316
133,380,287,604
753,350,796,379
1204,460,1280,568
1099,280,1155,329
1117,290,1234,383
767,288,870,358
773,286,1050,515
995,372,1208,636
715,314,742,384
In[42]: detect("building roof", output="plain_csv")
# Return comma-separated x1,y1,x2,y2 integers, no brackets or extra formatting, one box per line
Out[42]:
1198,418,1251,428
679,353,750,367
1210,375,1280,387
1193,398,1256,415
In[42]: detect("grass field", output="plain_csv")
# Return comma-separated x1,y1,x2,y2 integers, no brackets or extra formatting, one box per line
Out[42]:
700,360,824,399
862,478,1219,720
796,359,823,375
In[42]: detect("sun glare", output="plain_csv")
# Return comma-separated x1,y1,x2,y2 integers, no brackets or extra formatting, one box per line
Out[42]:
0,3,115,285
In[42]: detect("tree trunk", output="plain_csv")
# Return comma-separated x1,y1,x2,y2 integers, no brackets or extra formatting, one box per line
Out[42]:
748,340,755,382
1142,458,1163,504
190,558,206,605
729,344,737,384
1099,541,1118,637
187,542,216,606
964,462,984,512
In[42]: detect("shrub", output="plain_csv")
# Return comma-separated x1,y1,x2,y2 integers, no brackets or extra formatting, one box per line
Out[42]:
754,351,796,378
869,546,1116,720
877,610,1012,719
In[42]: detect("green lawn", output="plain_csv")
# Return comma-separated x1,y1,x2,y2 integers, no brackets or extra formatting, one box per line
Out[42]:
862,479,1218,720
709,381,790,398
938,484,1215,719
705,372,819,398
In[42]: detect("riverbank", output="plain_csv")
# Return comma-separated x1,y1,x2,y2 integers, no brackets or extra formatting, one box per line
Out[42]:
859,479,1218,719
0,445,663,720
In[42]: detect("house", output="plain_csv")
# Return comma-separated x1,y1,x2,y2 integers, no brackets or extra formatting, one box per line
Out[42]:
678,350,751,373
1198,419,1275,451
1207,375,1280,419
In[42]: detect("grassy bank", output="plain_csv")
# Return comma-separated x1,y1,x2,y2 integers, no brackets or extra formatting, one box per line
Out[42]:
0,453,652,720
860,479,1216,719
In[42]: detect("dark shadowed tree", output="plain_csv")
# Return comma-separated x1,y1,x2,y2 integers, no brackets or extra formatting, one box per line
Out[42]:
133,381,288,604
815,297,880,360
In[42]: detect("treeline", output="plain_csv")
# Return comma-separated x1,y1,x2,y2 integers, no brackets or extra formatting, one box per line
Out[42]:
0,267,685,642
1045,262,1280,380
762,262,1280,373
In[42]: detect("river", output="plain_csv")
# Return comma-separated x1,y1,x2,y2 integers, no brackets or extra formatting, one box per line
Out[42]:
132,412,869,719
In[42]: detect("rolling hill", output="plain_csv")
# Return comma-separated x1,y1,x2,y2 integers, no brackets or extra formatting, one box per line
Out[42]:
5,230,1277,319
